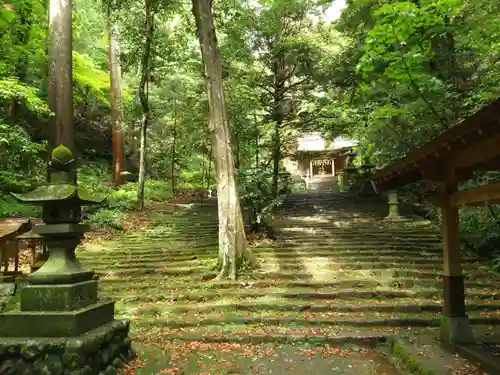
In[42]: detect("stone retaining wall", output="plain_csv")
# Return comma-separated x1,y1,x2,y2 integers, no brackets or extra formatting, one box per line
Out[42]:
0,320,131,375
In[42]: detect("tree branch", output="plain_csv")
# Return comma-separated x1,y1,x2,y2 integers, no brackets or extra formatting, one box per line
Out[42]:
390,23,448,129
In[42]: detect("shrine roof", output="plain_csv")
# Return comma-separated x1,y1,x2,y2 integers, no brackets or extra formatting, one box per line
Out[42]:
371,98,500,192
295,133,358,152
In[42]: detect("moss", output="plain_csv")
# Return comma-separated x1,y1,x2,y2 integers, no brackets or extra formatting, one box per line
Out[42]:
386,337,435,375
51,145,74,164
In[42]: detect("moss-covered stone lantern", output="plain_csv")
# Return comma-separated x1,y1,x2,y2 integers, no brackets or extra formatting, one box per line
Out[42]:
0,145,132,374
10,145,105,285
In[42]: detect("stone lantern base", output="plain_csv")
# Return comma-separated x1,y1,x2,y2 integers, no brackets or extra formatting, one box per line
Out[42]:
0,320,132,375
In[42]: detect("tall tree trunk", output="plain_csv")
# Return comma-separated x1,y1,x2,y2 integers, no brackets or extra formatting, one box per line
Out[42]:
108,20,125,187
171,100,177,194
271,118,281,198
192,0,256,280
270,53,286,198
48,0,74,181
136,0,155,211
254,112,259,168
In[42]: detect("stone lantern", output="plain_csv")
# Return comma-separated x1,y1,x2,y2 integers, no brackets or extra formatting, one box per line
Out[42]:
0,145,132,375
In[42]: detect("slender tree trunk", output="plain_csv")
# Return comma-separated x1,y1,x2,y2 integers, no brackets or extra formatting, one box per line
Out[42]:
171,100,177,194
271,118,281,198
108,20,126,187
192,0,256,280
136,0,155,211
254,112,259,168
48,0,74,181
270,53,286,198
206,144,212,191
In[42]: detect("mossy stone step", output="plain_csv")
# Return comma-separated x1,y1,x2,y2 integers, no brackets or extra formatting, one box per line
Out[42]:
257,261,480,272
95,266,215,277
121,298,500,315
108,286,500,304
131,314,443,329
83,255,466,267
120,236,219,243
77,248,446,261
80,254,205,263
99,277,498,293
133,330,387,346
126,312,500,330
79,248,218,259
244,269,437,280
269,244,443,251
100,279,385,292
106,243,443,254
275,238,441,246
78,251,446,263
87,259,205,270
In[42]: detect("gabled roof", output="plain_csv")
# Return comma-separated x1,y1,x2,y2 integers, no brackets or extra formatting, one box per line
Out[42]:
371,98,500,192
296,132,358,152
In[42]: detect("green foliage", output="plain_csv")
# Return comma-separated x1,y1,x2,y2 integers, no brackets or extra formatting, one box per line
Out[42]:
0,78,49,114
0,122,45,191
73,51,111,106
0,194,39,217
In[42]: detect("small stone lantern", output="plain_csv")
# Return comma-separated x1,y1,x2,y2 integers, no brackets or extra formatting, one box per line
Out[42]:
386,190,402,220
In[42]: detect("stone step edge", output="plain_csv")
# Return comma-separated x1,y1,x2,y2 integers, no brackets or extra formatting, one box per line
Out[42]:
82,256,462,265
110,288,500,302
131,330,389,346
78,249,446,259
126,301,500,314
88,261,482,272
100,279,498,290
91,264,485,276
130,316,500,329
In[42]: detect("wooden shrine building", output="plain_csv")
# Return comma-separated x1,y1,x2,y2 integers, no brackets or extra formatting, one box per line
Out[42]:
284,132,358,178
371,98,500,350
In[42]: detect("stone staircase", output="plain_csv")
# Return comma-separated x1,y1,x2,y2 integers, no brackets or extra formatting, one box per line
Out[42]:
76,186,500,343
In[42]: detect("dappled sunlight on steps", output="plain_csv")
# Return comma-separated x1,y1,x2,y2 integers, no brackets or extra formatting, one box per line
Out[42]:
76,191,500,343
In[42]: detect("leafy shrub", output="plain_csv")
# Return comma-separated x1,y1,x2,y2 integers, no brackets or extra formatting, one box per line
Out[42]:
0,194,40,217
476,232,500,259
239,168,291,232
83,178,172,230
85,209,125,230
0,122,46,192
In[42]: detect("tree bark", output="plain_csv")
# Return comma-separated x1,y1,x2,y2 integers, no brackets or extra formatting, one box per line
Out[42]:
136,0,155,211
48,0,74,180
192,0,256,280
271,53,286,198
171,100,177,194
108,21,126,187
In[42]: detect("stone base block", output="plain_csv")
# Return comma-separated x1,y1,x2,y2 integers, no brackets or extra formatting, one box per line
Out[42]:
21,280,98,311
0,319,132,375
440,314,474,351
0,300,114,337
384,214,404,221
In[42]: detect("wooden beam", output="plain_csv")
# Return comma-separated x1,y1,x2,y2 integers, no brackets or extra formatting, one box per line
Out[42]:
421,159,449,182
450,133,500,171
425,195,447,207
450,182,500,207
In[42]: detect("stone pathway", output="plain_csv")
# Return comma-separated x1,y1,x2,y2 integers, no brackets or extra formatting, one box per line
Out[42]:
76,182,500,374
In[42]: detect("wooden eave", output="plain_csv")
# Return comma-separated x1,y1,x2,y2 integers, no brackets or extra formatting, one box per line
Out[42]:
371,98,500,192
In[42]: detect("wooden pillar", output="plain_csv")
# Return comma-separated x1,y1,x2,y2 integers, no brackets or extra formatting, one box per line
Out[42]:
309,160,313,177
332,159,335,176
439,179,473,350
